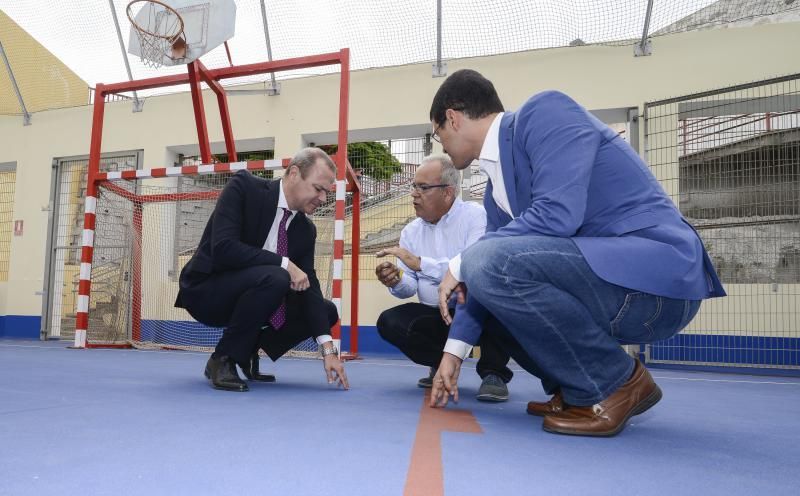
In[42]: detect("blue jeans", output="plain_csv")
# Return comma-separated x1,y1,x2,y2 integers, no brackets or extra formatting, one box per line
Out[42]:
460,236,701,406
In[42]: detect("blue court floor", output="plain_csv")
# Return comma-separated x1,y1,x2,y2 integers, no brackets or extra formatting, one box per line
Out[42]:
1,339,798,496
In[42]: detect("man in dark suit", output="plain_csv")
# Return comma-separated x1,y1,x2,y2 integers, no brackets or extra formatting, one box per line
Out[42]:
428,70,725,436
175,147,349,392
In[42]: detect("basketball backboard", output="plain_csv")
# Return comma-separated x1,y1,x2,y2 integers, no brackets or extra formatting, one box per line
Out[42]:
127,0,236,68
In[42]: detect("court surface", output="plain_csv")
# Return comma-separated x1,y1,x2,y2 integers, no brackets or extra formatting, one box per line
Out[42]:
1,339,798,496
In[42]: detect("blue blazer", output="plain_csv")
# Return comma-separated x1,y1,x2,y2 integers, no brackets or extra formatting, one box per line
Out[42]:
450,91,725,345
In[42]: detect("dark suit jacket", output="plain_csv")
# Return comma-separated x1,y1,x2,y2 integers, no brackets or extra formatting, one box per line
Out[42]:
175,170,329,337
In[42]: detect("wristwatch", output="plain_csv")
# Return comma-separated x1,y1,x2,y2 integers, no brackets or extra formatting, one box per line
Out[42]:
320,344,339,357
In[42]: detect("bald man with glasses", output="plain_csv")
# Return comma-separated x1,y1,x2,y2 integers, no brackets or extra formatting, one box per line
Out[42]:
374,154,513,402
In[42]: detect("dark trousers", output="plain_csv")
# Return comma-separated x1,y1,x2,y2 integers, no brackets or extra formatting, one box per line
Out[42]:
178,265,337,365
376,302,514,383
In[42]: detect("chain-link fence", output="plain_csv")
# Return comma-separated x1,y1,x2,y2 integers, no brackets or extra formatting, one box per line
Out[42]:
0,163,16,282
44,153,139,342
163,139,426,284
644,73,800,370
344,138,429,282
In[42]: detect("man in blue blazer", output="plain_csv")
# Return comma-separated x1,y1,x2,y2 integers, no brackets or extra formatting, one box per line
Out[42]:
428,70,725,436
175,148,349,392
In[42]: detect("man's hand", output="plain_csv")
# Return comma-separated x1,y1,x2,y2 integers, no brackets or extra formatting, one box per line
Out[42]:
438,269,466,325
286,261,310,291
376,246,422,272
429,353,463,408
375,261,403,288
323,354,350,389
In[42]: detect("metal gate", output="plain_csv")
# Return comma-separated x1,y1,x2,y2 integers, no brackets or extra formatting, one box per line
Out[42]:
643,74,800,371
42,152,141,342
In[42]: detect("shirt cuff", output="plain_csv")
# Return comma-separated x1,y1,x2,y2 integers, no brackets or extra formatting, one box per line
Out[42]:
443,338,472,361
448,254,463,282
419,256,441,279
315,334,333,345
281,257,289,270
388,271,404,292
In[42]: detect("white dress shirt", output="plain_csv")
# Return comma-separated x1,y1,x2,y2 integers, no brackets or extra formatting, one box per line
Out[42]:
444,113,510,360
263,180,332,345
263,179,296,270
389,198,487,307
447,113,510,281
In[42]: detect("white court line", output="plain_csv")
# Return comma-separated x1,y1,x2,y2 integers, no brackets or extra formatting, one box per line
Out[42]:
652,375,800,386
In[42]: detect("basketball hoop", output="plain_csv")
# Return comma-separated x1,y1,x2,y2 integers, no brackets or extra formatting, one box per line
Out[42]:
127,0,186,68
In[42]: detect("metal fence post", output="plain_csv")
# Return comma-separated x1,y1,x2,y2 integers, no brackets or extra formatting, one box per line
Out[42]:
260,0,281,95
108,0,144,112
432,0,447,77
634,0,654,57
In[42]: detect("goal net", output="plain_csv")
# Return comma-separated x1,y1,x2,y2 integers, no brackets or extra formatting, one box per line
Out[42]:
82,164,340,357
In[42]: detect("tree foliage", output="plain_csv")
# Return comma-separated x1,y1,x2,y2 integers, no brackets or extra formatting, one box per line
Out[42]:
320,142,402,181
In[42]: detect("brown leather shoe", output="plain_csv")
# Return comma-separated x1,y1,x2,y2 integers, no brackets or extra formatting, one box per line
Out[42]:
542,359,661,437
526,391,565,417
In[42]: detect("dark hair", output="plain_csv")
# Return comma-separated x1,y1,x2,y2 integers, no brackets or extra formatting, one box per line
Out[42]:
429,69,504,126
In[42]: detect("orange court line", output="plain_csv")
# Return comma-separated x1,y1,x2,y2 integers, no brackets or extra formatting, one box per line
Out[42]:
403,391,484,496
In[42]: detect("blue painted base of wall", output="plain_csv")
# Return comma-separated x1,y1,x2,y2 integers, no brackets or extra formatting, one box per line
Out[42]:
648,333,799,367
5,316,797,374
140,320,223,348
340,325,400,355
0,316,41,339
139,320,401,355
646,362,800,378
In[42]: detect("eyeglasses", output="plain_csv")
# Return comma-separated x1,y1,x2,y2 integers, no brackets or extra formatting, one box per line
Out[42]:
431,107,464,144
431,123,443,144
410,182,450,193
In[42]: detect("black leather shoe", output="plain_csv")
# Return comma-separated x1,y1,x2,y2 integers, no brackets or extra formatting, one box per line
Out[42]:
241,351,276,383
417,367,436,388
204,355,248,392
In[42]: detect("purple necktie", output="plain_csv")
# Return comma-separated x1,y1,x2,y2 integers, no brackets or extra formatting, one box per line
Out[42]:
269,209,291,329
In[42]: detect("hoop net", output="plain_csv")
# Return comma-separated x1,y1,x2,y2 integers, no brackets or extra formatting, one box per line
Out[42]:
127,0,186,69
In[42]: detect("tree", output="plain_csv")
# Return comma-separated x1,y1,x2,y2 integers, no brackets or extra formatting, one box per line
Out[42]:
320,142,402,181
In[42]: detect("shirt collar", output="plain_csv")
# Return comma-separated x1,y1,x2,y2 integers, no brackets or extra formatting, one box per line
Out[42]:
478,113,504,164
278,179,297,214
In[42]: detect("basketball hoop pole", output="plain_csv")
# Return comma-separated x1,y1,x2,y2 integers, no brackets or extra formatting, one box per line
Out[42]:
193,60,237,161
223,41,234,67
186,61,213,164
100,52,343,93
